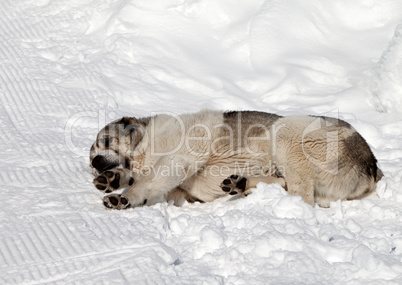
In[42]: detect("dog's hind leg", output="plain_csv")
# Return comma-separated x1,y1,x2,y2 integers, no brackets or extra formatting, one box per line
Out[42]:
284,171,315,205
220,175,286,196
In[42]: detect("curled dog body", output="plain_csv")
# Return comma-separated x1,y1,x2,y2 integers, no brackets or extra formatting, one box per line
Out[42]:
90,110,383,209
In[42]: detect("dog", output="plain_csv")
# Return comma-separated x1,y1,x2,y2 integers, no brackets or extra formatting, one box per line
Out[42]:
89,110,383,209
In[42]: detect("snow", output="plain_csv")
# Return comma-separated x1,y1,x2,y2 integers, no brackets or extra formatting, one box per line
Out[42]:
1,0,402,283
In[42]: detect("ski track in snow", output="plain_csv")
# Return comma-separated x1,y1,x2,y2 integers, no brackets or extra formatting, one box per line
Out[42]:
1,0,402,284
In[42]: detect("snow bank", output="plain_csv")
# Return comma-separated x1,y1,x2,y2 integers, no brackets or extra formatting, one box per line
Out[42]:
371,23,402,113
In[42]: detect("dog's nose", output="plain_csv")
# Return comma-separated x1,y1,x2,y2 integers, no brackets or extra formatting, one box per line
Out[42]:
91,155,120,173
91,155,106,172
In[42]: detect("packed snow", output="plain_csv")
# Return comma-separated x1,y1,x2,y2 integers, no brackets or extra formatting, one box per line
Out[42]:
1,0,402,284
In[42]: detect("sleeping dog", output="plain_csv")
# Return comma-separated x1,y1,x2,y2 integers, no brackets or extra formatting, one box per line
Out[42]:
89,110,383,209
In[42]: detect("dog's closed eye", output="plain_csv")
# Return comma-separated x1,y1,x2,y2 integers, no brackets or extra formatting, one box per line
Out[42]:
104,138,110,148
98,137,114,148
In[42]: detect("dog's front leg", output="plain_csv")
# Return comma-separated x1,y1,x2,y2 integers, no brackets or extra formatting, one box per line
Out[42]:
102,155,194,209
93,167,134,193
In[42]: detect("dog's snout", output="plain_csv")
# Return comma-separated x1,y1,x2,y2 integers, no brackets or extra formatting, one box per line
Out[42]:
91,155,120,173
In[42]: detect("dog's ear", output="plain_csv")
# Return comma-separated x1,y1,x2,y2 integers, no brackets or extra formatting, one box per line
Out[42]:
117,117,146,150
119,117,138,129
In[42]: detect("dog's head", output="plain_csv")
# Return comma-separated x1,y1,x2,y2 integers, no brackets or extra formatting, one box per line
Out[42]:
90,117,147,175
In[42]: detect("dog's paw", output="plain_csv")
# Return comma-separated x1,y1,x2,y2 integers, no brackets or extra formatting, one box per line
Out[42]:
220,175,249,196
93,170,121,193
93,169,134,193
102,194,130,210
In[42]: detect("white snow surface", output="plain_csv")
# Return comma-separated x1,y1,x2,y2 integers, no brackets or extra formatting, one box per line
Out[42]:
1,0,402,284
